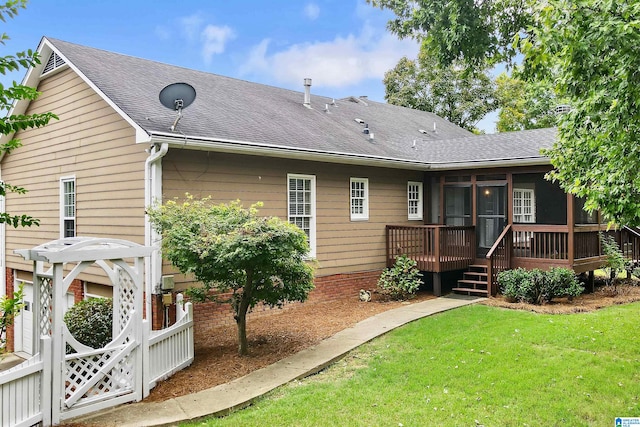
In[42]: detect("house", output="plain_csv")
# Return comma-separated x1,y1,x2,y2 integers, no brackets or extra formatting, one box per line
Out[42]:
2,37,637,355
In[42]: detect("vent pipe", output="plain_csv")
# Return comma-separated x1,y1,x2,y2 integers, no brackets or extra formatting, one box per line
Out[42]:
303,78,312,108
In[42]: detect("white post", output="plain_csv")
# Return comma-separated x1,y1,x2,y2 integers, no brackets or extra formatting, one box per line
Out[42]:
40,336,52,427
141,319,150,399
176,293,184,320
50,263,65,425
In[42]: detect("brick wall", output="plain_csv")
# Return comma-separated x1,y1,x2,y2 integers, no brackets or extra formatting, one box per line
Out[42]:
183,269,382,341
5,268,15,352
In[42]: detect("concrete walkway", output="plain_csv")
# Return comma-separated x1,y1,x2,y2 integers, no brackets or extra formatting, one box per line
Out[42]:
71,294,482,427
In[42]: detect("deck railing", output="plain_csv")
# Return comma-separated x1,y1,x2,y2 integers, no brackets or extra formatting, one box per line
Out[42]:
386,225,475,272
486,224,512,296
620,226,640,263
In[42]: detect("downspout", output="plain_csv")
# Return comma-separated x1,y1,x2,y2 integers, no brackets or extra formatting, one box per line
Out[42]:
144,142,168,328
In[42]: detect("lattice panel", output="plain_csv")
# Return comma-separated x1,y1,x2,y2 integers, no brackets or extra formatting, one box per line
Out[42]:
116,267,136,335
38,275,53,337
64,348,135,405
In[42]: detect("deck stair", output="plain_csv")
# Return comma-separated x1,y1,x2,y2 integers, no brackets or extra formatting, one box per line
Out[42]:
453,264,489,296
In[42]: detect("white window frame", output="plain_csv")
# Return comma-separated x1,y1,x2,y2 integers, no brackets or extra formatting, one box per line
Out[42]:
287,174,316,258
513,188,535,223
60,176,76,238
407,181,423,220
349,177,369,221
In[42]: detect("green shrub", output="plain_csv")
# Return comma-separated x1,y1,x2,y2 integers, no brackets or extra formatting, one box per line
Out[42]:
377,255,423,300
498,267,583,304
64,298,113,350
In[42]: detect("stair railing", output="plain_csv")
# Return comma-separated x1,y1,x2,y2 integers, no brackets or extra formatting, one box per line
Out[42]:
485,224,513,296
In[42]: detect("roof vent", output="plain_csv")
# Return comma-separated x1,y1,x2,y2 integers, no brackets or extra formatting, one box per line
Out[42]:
41,51,66,76
354,118,365,124
555,104,571,114
303,78,312,108
419,129,428,134
363,124,370,134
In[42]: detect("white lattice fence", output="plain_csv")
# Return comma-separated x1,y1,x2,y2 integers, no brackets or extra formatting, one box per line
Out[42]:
144,296,194,395
0,337,52,427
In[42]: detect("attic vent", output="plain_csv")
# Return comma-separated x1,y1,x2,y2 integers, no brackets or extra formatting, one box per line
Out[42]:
555,104,571,115
41,51,66,75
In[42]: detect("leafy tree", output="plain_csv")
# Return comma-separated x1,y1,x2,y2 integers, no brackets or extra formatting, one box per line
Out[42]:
0,282,23,353
370,0,640,226
368,0,530,67
148,196,315,356
384,51,497,132
1,0,58,227
495,70,558,132
525,0,640,226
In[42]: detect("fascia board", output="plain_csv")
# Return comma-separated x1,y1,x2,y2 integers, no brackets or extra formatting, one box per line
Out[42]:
149,132,431,171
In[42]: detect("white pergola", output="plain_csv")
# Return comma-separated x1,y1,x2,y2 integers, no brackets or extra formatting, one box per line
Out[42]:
16,237,154,422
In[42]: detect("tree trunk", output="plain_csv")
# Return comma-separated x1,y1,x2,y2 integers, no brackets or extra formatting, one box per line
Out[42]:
235,271,253,356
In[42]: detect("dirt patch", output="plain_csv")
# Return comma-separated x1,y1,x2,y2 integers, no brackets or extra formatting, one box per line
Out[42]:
146,292,435,402
482,281,640,314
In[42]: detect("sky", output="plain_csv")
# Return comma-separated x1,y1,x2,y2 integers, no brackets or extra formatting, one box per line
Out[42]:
1,0,498,132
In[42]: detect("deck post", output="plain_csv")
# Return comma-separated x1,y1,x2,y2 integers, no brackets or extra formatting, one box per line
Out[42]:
588,270,595,293
433,272,442,296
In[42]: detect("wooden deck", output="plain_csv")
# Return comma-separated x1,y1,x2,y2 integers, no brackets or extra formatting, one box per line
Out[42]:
387,224,640,296
386,225,475,272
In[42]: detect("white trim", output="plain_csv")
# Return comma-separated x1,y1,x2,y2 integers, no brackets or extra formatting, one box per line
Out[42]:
349,177,369,221
287,174,316,258
513,188,536,223
150,134,430,171
407,181,423,220
59,175,76,238
0,37,151,152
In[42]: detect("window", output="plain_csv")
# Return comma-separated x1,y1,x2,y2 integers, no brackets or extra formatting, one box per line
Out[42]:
60,176,76,238
350,178,369,221
513,188,535,223
288,174,316,257
407,181,423,220
444,185,472,226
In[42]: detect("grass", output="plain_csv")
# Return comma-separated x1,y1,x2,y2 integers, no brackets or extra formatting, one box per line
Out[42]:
183,303,640,426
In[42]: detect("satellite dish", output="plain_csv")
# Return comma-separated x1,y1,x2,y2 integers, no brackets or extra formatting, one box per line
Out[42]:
158,83,196,131
159,82,196,111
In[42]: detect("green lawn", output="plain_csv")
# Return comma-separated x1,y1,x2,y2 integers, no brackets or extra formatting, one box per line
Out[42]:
184,303,640,427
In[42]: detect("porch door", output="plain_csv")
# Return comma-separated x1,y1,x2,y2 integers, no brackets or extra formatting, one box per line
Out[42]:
476,185,507,257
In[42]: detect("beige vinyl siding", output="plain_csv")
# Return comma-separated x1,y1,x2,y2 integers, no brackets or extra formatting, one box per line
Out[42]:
163,150,423,288
2,68,147,284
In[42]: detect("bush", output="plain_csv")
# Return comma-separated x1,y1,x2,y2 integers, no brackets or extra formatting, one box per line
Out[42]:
377,255,423,300
498,267,583,304
64,298,113,350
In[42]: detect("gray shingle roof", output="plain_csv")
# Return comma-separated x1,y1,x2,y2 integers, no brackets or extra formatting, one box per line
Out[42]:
46,37,555,169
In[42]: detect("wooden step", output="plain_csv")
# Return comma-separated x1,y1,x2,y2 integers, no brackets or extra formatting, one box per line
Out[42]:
452,287,489,295
463,272,488,278
458,279,487,286
468,264,488,270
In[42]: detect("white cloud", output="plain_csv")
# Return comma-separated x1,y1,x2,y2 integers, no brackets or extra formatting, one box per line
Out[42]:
240,23,419,89
201,24,235,64
304,3,320,20
154,25,171,41
180,13,204,42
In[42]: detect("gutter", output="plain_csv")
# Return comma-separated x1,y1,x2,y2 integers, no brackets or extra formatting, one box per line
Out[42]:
144,143,168,324
149,132,431,171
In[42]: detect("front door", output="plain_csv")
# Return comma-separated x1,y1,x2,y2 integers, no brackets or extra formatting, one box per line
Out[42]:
476,185,507,257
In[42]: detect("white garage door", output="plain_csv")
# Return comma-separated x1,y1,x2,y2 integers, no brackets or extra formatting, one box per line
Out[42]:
15,281,75,356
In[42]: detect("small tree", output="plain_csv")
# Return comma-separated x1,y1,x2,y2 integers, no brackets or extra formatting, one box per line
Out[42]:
0,282,24,354
148,196,315,356
600,233,628,292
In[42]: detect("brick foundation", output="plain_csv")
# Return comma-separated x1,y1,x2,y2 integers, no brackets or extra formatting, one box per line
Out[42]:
184,269,383,341
5,268,15,352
